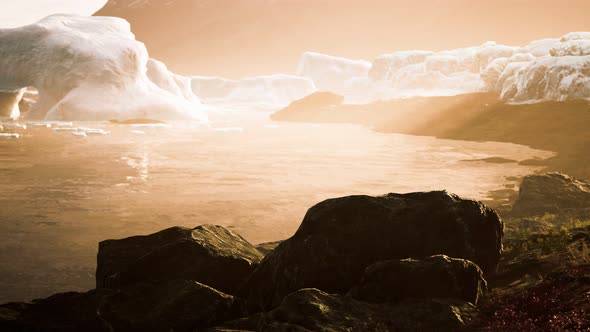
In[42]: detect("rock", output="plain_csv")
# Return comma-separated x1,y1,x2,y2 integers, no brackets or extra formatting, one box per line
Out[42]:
214,288,477,331
1,280,247,332
348,255,487,305
512,173,590,216
96,225,263,294
240,191,503,309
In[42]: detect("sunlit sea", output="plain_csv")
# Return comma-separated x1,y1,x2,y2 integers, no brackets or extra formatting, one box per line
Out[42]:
0,112,553,302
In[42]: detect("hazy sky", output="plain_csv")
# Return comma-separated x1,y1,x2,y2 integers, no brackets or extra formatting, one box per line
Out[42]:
0,0,107,28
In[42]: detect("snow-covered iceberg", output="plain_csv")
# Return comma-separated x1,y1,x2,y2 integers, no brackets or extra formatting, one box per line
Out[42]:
191,74,316,107
0,15,207,121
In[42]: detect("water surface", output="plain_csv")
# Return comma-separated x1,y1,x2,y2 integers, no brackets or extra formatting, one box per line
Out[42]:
0,112,553,302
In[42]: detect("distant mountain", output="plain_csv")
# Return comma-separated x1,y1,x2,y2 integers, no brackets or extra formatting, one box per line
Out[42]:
95,0,590,78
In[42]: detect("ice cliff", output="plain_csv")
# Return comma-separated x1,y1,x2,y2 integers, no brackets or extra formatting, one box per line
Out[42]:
299,32,590,104
0,15,206,121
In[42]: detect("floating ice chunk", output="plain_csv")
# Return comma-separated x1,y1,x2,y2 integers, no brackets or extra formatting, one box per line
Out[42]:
77,127,110,135
27,122,52,128
72,131,87,137
214,127,243,133
130,130,146,135
0,133,19,138
53,127,79,132
3,123,27,130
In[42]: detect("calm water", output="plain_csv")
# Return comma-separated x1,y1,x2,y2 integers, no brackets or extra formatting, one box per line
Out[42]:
0,112,552,302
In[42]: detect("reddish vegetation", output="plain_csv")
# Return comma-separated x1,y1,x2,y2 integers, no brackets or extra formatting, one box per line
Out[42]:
474,265,590,331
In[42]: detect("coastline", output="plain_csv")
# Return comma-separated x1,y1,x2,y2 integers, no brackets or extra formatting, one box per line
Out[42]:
272,92,590,192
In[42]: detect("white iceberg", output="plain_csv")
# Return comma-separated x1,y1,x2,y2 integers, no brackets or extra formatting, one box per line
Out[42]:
0,15,207,122
191,74,316,108
296,52,371,95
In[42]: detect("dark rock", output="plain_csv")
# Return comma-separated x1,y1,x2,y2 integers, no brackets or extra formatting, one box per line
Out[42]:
348,255,487,305
240,191,503,309
512,173,590,216
214,288,477,332
1,280,247,332
96,225,263,294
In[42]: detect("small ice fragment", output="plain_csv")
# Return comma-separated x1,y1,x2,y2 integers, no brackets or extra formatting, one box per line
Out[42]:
0,133,19,139
78,127,110,135
130,130,145,135
3,123,27,130
53,127,79,132
214,127,243,133
0,125,3,131
72,131,87,137
27,122,52,128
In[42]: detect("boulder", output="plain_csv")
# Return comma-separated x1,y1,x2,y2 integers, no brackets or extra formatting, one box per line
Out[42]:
348,255,487,305
240,191,503,309
1,280,247,332
214,288,477,331
96,225,263,294
512,173,590,216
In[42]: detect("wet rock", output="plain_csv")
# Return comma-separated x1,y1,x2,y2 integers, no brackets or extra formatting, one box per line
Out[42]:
96,225,263,294
240,191,503,309
214,288,477,332
348,255,487,305
512,173,590,216
0,280,247,332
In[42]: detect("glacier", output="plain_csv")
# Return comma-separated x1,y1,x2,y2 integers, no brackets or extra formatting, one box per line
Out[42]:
297,52,371,96
299,32,590,104
0,14,207,122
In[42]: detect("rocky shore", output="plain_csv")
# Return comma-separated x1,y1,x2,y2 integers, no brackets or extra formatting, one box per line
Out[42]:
1,191,502,331
2,173,589,331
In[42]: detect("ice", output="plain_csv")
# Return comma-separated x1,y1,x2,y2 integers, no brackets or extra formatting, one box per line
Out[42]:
296,52,371,95
0,133,19,139
0,15,207,122
191,74,316,107
498,55,590,103
341,32,590,103
130,130,146,135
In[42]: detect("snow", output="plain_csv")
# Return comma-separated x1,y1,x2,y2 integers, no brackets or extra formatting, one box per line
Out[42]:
191,74,316,107
0,14,207,122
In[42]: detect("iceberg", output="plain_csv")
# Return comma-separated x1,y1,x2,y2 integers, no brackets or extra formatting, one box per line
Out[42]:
296,52,371,95
309,32,590,104
0,15,207,122
191,74,316,107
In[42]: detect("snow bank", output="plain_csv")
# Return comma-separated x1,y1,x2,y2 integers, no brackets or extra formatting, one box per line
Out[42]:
0,15,206,121
191,74,316,107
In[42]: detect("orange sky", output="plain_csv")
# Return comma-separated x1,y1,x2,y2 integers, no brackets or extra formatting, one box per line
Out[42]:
97,0,590,78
